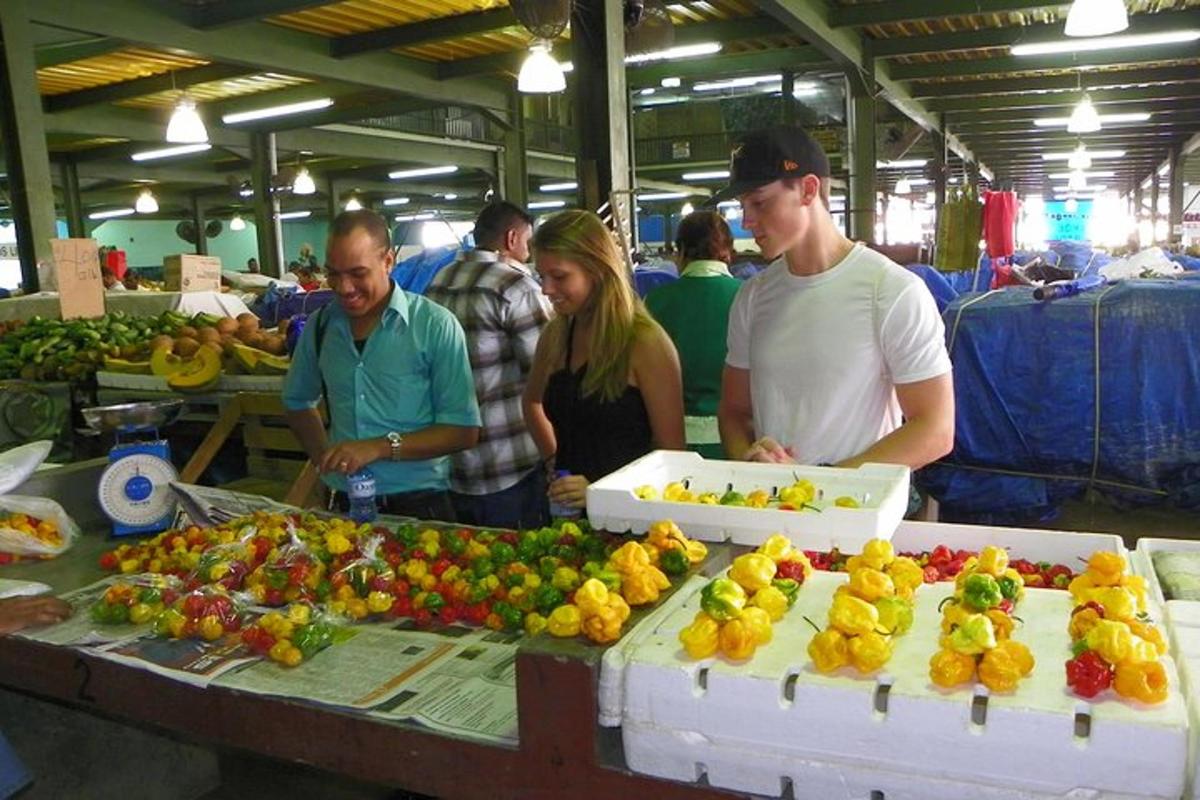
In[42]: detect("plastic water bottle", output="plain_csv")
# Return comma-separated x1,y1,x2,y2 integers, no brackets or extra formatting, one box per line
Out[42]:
548,469,582,521
347,469,377,523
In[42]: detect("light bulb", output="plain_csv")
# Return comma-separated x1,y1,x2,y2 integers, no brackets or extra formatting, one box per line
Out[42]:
229,215,246,231
292,167,316,196
134,189,158,214
1067,144,1092,171
1065,197,1079,213
894,178,912,195
518,40,566,94
1067,94,1102,133
1068,170,1089,191
680,202,695,216
344,196,363,211
166,95,208,144
1065,0,1129,38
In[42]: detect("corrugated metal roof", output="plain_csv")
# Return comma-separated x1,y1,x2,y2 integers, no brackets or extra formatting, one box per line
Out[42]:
38,48,207,95
117,73,312,109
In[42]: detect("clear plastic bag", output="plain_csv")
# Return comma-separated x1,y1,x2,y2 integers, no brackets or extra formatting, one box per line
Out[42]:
0,440,79,557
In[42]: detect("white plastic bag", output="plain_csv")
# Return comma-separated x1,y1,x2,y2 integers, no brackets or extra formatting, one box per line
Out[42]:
0,440,79,557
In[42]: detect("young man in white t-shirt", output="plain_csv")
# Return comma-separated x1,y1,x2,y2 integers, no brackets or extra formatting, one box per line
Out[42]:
717,126,955,469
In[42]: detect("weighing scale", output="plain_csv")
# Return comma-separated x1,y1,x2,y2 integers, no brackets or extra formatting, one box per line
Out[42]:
81,400,185,537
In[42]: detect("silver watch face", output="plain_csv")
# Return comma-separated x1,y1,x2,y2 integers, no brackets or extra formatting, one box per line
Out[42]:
387,432,401,445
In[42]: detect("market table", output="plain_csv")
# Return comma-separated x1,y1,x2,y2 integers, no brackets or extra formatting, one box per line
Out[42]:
0,460,742,800
0,290,254,323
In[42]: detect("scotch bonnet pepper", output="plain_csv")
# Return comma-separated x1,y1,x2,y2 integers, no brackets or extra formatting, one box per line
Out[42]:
700,578,747,622
962,573,1003,612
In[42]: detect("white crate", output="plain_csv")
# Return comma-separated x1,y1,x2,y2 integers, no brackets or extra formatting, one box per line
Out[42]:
894,519,1125,566
615,569,1188,800
586,450,910,551
1136,537,1200,616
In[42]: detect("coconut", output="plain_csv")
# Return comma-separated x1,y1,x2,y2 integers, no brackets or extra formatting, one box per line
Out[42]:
220,334,239,356
197,327,221,344
262,335,287,356
200,340,224,356
149,335,175,353
236,313,260,332
174,337,201,358
215,317,238,335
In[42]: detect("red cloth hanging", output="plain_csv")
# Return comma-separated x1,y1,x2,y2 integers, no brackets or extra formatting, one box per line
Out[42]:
982,191,1018,259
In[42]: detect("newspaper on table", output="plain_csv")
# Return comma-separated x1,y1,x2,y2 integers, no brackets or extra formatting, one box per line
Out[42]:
170,482,300,528
90,630,259,688
17,575,150,647
215,623,520,745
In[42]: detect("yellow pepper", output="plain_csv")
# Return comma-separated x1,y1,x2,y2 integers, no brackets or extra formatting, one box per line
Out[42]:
405,559,428,581
287,604,311,625
1068,572,1097,604
848,568,895,602
848,631,893,673
640,541,660,566
778,480,814,506
860,539,895,570
941,601,970,635
621,568,665,606
929,648,976,688
684,538,709,564
679,612,720,659
740,606,773,646
749,585,789,622
634,484,659,500
546,604,582,637
1092,586,1138,622
978,640,1033,693
986,608,1015,641
828,593,879,637
886,556,924,594
325,531,352,555
1086,619,1134,665
581,606,623,644
697,492,719,505
745,489,771,508
661,482,688,501
1127,619,1169,656
552,566,581,593
1124,635,1160,665
1113,660,1169,704
606,592,631,624
756,534,797,563
1120,574,1148,613
608,541,651,575
367,591,393,614
976,545,1009,577
728,553,778,593
808,628,849,673
524,612,548,636
575,578,610,617
1087,551,1126,587
718,618,757,660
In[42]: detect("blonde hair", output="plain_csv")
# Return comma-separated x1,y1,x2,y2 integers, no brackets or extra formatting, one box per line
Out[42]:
533,210,657,402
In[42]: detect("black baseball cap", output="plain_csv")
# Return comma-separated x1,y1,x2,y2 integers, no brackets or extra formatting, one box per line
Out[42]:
710,125,831,204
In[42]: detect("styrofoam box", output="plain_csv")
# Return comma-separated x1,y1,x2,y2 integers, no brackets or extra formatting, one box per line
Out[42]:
612,526,1187,800
586,450,910,550
1135,537,1200,624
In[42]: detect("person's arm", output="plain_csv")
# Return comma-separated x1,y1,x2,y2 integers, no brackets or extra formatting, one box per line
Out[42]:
286,408,328,465
633,324,685,450
718,364,755,459
838,373,955,469
317,426,480,475
282,313,329,465
0,596,71,635
522,319,561,462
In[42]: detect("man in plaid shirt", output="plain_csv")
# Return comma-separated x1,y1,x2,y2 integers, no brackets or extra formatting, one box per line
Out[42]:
426,202,552,529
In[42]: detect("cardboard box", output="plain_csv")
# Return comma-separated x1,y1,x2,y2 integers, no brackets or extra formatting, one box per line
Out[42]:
50,238,104,319
163,254,221,292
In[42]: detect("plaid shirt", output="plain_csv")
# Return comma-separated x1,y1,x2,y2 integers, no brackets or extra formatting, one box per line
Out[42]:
426,250,552,495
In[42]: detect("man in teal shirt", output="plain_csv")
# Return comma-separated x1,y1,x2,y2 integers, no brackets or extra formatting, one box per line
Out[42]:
283,210,481,520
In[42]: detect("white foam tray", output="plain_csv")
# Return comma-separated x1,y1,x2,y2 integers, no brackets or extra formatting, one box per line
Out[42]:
97,371,283,393
611,567,1186,799
586,450,910,551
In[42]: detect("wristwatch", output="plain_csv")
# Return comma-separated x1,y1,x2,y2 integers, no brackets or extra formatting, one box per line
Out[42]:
386,431,404,461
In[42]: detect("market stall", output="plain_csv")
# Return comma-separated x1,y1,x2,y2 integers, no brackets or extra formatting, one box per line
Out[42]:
0,291,254,325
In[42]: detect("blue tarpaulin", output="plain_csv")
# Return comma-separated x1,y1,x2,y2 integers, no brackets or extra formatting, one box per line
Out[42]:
391,245,460,295
919,280,1200,524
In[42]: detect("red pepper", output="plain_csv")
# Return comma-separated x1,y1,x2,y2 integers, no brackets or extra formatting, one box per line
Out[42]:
390,596,413,618
997,598,1015,615
393,579,411,596
1066,650,1114,698
776,560,808,583
929,545,954,566
431,558,453,577
1072,601,1106,618
464,602,490,624
438,605,460,625
413,608,433,627
922,565,941,584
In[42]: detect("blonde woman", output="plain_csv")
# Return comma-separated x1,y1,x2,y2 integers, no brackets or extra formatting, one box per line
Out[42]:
523,210,685,511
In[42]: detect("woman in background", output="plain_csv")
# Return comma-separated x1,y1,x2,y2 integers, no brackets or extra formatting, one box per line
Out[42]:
522,210,685,512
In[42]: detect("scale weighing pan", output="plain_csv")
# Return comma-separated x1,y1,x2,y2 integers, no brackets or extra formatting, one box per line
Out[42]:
81,400,186,434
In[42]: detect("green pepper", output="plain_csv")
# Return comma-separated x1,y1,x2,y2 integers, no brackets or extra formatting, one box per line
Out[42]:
551,543,579,562
770,578,801,608
699,578,746,622
444,533,467,557
537,527,561,549
516,533,543,563
505,571,526,589
490,542,516,565
962,573,1003,611
538,556,562,581
468,582,492,604
493,601,523,631
581,535,609,563
997,576,1020,601
591,568,622,593
396,524,420,547
267,568,289,591
140,588,162,605
422,591,446,614
532,584,565,616
471,557,495,579
947,613,997,655
315,578,332,601
719,490,746,507
659,548,689,577
293,622,334,659
874,596,914,635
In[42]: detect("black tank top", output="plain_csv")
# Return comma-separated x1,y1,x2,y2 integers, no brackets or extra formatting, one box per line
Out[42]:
543,319,654,483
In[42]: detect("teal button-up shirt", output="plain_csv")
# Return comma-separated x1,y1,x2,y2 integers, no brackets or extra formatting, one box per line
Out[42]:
282,283,481,493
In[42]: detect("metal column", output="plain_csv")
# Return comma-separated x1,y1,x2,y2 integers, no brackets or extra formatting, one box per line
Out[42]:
781,71,796,127
846,79,876,243
931,130,947,244
1134,183,1144,244
250,131,283,278
60,159,85,239
1150,175,1160,243
191,194,207,256
570,0,631,214
501,89,529,207
1168,147,1185,245
0,2,58,291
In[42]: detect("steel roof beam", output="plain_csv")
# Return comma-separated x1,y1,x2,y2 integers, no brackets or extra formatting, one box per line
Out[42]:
891,42,1200,81
191,1,337,29
332,8,519,58
930,82,1200,112
910,65,1200,98
44,63,255,113
34,36,123,68
831,1,1066,28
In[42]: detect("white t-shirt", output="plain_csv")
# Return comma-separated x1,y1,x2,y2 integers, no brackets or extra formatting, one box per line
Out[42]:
726,242,951,465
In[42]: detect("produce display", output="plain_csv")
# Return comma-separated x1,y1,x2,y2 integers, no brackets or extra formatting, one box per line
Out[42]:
927,546,1035,692
1149,549,1200,601
89,576,181,625
95,512,709,655
634,477,862,511
678,534,809,661
241,604,336,667
1065,551,1168,704
0,310,290,386
807,539,923,674
806,543,1078,588
0,512,63,564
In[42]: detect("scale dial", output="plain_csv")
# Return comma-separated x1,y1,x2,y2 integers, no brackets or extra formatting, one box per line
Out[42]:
97,453,179,527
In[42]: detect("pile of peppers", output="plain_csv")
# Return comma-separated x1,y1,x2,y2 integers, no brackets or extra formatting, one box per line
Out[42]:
1064,551,1168,704
678,534,810,661
547,519,708,644
929,545,1035,692
807,538,924,675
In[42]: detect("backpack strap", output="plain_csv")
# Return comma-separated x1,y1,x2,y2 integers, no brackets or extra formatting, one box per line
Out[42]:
312,304,332,430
